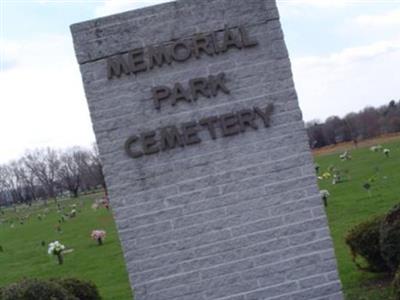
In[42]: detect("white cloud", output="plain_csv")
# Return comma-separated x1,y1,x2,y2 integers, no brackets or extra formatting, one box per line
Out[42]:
277,0,388,7
95,0,169,17
0,35,95,163
293,37,400,122
355,9,400,27
278,0,346,7
298,38,400,65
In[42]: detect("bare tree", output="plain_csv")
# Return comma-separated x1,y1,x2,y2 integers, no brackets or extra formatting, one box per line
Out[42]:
88,144,107,194
23,148,60,203
10,159,38,204
58,148,90,198
0,165,14,205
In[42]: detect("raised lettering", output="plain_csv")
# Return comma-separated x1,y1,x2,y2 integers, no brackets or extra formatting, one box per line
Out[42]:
240,26,258,48
209,73,230,96
159,126,185,150
148,45,172,69
211,31,222,54
107,55,131,79
171,83,192,106
141,131,160,155
238,109,258,131
152,86,171,109
171,41,192,62
127,48,147,74
220,112,240,136
189,77,211,100
254,104,274,127
193,34,215,58
221,27,243,52
200,116,219,139
182,121,201,145
124,135,143,158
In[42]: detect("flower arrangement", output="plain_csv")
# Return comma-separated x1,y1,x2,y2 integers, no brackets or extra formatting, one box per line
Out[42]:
320,190,330,207
91,202,99,210
70,209,77,218
91,230,106,246
48,241,65,265
370,145,383,152
339,151,351,161
322,172,331,179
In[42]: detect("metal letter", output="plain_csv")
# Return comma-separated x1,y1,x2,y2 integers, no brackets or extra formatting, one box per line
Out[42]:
239,26,258,48
127,48,147,74
124,135,143,158
152,86,171,109
220,112,241,136
209,72,230,96
147,45,172,69
237,109,258,132
141,131,160,155
107,55,131,79
189,77,211,100
159,126,185,150
221,27,243,52
193,34,215,58
171,82,192,106
199,116,219,140
181,121,202,145
211,31,222,54
254,104,274,127
171,41,192,62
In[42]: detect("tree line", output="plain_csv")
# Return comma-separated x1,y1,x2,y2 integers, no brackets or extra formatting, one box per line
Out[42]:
0,146,106,206
306,100,400,148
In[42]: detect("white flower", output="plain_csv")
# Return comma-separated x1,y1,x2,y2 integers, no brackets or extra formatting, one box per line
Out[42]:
320,190,330,198
370,145,383,152
48,241,65,255
339,151,351,161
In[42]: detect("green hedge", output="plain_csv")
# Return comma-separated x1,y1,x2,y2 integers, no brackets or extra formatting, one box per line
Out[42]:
380,204,400,272
393,269,400,300
0,278,101,300
53,278,101,300
0,278,76,300
345,215,390,273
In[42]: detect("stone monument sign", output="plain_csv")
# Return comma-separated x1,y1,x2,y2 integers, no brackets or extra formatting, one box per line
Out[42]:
71,0,343,299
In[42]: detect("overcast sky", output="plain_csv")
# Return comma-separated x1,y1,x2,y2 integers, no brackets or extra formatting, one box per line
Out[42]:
1,0,399,163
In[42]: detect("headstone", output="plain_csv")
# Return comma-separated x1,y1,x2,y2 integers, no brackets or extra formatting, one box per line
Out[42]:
70,0,343,299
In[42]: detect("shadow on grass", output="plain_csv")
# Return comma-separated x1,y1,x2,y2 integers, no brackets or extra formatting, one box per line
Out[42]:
346,273,393,300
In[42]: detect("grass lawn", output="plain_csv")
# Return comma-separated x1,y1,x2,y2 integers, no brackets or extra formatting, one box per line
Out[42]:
0,193,133,300
315,138,400,299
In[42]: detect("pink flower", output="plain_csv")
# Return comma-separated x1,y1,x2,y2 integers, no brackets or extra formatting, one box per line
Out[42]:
91,230,106,245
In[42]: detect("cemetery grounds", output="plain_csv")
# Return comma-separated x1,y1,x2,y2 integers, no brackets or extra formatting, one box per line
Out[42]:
316,136,400,299
1,136,400,299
